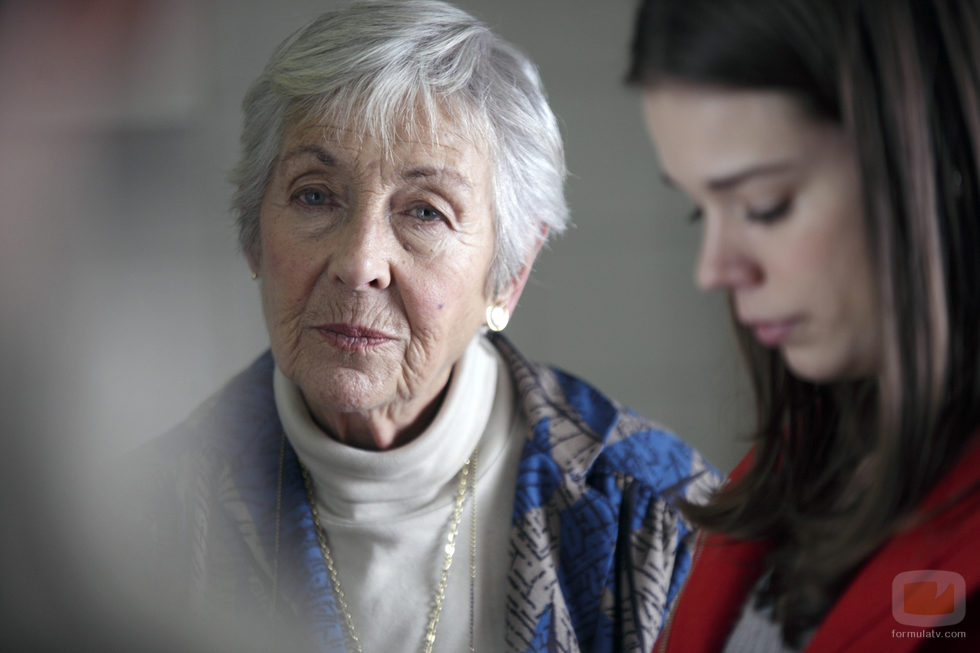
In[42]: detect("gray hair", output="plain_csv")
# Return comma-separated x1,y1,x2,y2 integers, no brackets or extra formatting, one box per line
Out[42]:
230,0,569,295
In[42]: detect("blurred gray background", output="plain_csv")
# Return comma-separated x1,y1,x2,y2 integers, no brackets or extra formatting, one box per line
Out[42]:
2,0,752,481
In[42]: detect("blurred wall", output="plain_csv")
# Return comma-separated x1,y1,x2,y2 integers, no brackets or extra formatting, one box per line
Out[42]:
4,0,752,478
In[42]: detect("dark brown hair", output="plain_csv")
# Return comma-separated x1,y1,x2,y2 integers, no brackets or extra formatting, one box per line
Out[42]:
630,0,980,644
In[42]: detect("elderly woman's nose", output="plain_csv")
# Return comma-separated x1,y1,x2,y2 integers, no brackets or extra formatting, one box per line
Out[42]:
329,211,393,290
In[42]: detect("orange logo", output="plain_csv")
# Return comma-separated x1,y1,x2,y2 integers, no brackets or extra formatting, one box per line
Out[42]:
903,581,956,615
892,570,966,627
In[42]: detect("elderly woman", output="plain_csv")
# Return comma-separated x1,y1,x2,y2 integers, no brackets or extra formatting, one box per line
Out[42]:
126,2,715,651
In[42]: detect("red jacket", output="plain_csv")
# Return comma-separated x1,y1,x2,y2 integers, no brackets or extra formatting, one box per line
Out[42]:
655,437,980,652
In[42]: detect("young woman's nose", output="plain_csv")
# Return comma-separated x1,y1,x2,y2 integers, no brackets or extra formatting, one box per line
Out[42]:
695,217,761,291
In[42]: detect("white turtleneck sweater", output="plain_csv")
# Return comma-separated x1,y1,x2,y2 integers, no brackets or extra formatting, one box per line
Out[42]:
275,334,526,652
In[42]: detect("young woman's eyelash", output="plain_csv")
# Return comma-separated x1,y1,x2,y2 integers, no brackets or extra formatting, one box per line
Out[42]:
747,198,791,224
683,199,790,225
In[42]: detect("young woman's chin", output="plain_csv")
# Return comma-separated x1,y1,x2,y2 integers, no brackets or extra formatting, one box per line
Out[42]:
781,343,877,383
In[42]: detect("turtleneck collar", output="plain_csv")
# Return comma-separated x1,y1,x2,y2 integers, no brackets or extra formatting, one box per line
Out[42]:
275,333,507,522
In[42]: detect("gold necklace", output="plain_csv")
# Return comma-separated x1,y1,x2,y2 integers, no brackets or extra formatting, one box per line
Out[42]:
297,445,479,653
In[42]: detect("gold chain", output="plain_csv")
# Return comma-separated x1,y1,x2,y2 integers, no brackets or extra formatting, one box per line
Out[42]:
468,447,479,653
298,446,479,653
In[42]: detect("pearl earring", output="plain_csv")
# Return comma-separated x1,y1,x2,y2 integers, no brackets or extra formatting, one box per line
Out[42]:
485,302,510,332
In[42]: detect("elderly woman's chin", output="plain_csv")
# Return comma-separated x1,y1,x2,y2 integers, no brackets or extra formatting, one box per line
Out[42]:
287,340,408,408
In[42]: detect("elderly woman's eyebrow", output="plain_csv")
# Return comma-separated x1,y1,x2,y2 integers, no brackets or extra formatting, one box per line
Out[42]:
279,144,336,168
402,166,474,191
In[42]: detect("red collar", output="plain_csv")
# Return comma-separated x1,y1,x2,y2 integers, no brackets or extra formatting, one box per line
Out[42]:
656,437,980,653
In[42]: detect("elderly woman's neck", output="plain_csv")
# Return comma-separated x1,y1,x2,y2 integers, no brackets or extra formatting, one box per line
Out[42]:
305,385,449,452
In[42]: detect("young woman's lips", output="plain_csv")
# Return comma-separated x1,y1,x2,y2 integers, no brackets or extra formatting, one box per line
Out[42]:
747,319,798,347
315,324,396,352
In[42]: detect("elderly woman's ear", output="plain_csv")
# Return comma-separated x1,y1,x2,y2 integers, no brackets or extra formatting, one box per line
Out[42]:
244,233,262,279
499,225,548,316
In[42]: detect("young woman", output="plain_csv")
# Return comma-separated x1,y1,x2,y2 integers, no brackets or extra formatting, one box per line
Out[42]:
629,0,980,650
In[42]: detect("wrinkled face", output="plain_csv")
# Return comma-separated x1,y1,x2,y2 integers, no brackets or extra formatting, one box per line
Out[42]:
252,119,497,433
643,83,880,381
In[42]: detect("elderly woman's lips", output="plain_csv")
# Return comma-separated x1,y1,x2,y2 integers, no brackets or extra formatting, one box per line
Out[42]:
315,324,396,352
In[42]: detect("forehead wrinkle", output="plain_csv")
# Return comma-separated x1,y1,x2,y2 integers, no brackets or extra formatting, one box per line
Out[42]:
292,117,475,151
278,120,489,195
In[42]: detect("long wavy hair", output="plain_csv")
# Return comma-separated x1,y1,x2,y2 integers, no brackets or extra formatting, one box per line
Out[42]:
629,0,980,644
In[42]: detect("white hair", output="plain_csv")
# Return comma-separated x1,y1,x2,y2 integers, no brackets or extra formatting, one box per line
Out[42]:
230,0,569,295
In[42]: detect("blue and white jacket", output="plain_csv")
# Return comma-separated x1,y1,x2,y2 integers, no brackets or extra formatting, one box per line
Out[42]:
129,334,718,652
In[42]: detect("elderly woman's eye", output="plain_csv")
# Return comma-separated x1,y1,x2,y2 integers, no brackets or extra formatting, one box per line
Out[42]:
410,206,445,222
294,188,331,207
